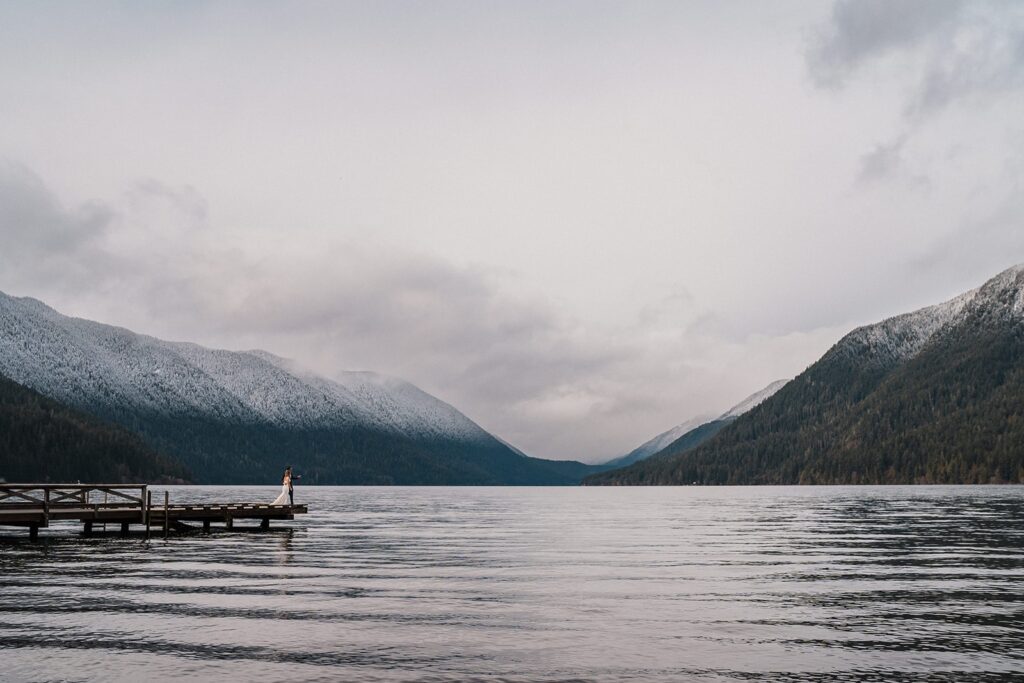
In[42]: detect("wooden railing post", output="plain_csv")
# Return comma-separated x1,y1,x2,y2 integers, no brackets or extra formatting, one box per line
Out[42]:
146,490,152,539
43,487,50,528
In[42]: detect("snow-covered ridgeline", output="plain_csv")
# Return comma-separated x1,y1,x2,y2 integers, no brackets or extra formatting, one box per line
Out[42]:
0,292,495,444
611,415,712,466
718,378,790,420
836,264,1024,366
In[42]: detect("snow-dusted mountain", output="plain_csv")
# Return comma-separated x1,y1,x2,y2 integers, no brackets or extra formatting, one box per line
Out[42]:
834,264,1024,367
0,292,493,442
600,259,1024,474
602,416,711,468
0,291,597,484
718,379,790,420
603,379,789,468
588,263,1024,486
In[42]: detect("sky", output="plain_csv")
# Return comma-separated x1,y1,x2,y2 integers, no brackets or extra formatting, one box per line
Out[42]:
1,1,1023,462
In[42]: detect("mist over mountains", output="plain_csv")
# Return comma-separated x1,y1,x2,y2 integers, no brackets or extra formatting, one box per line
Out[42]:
0,292,600,484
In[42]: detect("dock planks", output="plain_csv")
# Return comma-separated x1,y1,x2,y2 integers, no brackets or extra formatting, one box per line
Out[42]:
0,484,307,539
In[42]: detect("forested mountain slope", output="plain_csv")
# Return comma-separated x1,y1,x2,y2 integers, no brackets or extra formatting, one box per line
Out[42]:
586,265,1024,485
0,373,190,483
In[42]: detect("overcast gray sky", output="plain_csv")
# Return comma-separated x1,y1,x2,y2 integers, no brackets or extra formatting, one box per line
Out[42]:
1,1,1022,462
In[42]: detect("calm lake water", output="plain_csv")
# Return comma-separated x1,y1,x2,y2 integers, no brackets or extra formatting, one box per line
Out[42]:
1,485,1023,682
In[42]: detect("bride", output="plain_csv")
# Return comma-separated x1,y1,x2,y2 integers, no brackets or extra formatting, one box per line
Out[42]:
271,467,290,505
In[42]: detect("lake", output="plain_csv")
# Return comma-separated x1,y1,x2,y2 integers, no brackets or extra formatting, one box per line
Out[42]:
1,485,1022,682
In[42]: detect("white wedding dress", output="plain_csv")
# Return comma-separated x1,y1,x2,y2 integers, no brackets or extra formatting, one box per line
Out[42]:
271,481,289,505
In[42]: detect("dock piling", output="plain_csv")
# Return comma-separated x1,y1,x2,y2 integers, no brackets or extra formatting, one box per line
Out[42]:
141,484,148,529
163,491,169,539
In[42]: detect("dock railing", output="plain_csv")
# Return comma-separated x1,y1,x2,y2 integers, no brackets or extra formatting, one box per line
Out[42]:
0,484,149,527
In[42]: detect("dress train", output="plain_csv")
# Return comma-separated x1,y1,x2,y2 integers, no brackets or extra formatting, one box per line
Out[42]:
271,483,289,505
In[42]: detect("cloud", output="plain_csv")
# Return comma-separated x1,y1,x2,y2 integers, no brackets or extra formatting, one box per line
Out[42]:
910,20,1024,116
807,1,1024,200
807,0,961,89
856,136,907,184
808,1,1024,117
0,161,119,291
855,134,933,187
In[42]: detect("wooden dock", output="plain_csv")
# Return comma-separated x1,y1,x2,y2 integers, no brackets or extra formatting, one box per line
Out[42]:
0,484,307,539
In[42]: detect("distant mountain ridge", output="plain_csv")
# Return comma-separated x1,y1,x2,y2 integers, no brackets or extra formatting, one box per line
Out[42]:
0,291,599,484
602,379,788,468
602,415,710,469
586,264,1024,486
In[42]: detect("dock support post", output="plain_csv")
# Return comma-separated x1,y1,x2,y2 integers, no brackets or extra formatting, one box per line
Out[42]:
29,524,38,541
83,521,93,536
163,491,169,539
203,519,210,532
141,484,148,529
260,518,270,531
146,490,152,539
121,522,130,537
225,515,233,530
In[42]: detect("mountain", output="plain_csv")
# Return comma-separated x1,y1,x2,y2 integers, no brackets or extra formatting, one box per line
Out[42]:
0,292,600,484
0,373,190,483
717,379,790,419
602,380,788,468
586,265,1024,485
602,416,710,469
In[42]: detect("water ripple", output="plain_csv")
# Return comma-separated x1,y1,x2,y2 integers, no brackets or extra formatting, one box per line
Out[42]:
2,485,1023,682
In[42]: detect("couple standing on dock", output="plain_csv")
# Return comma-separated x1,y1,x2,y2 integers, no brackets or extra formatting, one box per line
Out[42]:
271,466,299,506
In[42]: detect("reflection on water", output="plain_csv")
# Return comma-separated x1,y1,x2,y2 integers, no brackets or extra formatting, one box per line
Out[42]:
1,486,1023,682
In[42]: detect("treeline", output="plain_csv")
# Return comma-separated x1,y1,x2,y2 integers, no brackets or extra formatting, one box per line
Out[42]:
103,414,602,485
0,374,191,483
587,312,1024,486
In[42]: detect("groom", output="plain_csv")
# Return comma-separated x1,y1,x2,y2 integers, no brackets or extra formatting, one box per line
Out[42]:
286,466,300,505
